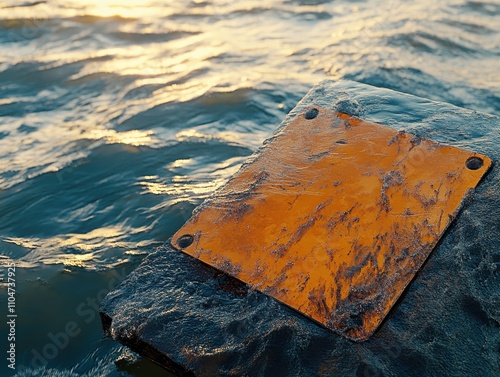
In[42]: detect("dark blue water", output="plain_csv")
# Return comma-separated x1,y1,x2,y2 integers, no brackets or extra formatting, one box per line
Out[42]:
0,0,498,376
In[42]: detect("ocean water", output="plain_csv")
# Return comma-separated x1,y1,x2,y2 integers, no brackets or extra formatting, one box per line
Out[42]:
0,0,498,376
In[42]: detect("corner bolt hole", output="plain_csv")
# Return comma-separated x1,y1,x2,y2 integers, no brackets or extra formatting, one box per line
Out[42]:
466,157,484,170
177,234,194,248
305,108,319,120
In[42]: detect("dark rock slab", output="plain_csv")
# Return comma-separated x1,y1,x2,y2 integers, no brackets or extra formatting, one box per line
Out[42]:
100,80,500,377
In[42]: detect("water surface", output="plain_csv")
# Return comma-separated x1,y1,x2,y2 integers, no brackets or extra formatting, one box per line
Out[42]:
0,0,498,375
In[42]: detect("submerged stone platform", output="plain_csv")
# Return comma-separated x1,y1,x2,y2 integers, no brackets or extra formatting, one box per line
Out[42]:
100,80,499,376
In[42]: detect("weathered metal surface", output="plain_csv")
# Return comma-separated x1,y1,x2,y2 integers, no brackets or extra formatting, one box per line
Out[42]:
172,107,491,341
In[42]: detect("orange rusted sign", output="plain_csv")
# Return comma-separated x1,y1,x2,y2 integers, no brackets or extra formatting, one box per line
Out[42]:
172,107,492,341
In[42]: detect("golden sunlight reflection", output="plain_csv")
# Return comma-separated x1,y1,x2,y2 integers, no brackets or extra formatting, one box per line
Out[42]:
138,156,244,199
87,129,157,146
169,159,195,169
0,0,326,107
3,226,157,269
139,179,227,197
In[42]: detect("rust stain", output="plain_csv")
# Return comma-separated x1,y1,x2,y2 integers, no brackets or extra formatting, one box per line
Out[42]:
172,107,492,341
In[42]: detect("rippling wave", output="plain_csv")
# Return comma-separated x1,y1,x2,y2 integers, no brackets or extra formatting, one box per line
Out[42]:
0,0,498,375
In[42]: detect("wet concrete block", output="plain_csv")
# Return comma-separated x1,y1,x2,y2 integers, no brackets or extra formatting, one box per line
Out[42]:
100,80,500,377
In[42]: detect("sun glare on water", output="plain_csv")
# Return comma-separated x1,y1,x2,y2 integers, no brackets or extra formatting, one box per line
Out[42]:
66,0,171,18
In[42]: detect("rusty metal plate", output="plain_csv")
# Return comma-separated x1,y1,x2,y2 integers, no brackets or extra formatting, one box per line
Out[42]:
172,107,492,341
